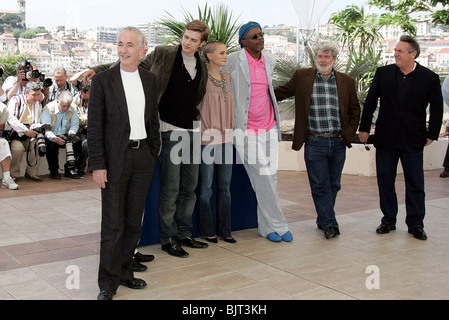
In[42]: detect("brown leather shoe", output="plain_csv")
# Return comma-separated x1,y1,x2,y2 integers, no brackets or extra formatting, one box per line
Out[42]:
25,172,43,182
440,169,449,178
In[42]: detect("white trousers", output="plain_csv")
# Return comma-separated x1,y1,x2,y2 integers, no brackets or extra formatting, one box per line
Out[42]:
234,127,289,237
0,138,11,163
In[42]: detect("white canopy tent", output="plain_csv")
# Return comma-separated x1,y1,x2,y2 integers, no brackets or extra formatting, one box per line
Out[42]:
291,0,334,64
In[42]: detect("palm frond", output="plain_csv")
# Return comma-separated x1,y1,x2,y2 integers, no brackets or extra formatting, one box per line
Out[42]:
156,3,242,53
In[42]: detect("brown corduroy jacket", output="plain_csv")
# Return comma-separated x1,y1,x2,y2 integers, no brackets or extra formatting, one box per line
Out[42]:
274,68,361,151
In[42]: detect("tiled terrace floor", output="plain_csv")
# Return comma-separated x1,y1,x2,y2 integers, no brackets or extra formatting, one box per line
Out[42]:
0,169,448,301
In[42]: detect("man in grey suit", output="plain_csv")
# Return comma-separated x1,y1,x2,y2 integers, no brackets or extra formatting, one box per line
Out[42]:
88,27,160,300
223,21,292,242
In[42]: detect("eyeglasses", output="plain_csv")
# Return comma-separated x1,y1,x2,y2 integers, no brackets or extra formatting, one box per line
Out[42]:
245,32,264,41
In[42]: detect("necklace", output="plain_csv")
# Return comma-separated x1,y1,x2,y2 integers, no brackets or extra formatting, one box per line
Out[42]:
208,71,228,103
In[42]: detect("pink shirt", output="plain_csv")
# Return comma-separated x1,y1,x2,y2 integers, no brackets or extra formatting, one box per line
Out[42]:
246,49,276,134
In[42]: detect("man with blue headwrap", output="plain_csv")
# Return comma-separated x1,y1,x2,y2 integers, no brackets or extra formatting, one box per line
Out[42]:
223,21,292,242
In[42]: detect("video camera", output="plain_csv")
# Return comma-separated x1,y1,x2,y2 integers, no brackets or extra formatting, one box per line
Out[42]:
23,60,53,88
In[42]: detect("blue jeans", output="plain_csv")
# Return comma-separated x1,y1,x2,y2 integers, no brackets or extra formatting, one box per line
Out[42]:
198,143,233,238
158,131,200,244
376,148,425,228
304,135,346,229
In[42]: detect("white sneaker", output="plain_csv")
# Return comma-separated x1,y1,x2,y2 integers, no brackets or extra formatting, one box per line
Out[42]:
2,177,19,190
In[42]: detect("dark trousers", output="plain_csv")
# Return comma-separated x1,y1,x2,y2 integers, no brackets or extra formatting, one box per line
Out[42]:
74,132,88,172
443,144,449,169
304,135,346,229
45,138,80,172
376,148,426,228
158,131,200,244
98,143,155,292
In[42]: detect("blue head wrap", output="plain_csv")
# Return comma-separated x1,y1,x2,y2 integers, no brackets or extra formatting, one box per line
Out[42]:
239,21,262,48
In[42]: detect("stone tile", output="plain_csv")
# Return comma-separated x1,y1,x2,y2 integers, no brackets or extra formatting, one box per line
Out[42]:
0,169,448,301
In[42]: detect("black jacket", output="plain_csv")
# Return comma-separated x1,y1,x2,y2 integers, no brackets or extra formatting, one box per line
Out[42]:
87,64,160,183
359,63,443,152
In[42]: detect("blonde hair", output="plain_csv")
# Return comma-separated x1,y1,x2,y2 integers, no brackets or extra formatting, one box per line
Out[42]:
202,41,226,63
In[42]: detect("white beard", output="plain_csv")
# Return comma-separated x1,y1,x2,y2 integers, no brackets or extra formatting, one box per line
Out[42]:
317,63,333,74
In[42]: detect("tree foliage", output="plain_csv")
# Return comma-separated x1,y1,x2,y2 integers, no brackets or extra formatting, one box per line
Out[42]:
368,0,449,30
157,2,242,53
329,5,384,52
0,52,30,78
0,13,23,30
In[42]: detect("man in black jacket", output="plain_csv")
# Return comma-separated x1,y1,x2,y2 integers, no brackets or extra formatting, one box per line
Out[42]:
88,27,160,300
359,35,443,240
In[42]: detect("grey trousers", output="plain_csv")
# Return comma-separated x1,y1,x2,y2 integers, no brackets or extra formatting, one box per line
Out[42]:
234,128,289,237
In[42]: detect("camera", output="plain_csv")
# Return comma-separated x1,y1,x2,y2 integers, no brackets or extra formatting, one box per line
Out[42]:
23,60,53,88
81,82,91,93
31,124,51,156
63,133,80,175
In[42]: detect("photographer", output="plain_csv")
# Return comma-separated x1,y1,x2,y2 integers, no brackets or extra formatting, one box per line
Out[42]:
40,90,80,180
0,67,6,102
46,67,78,105
2,61,46,104
6,81,44,181
1,100,19,190
72,82,90,177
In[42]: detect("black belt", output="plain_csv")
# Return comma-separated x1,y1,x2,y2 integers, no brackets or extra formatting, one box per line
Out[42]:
307,131,341,138
128,139,148,149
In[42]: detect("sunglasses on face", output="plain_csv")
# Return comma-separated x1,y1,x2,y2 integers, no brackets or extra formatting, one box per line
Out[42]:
245,32,264,40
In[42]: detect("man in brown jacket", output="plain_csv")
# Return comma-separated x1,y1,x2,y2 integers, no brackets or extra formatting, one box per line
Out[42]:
275,42,360,239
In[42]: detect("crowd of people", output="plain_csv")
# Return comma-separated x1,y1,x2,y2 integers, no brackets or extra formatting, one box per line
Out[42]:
0,20,447,300
0,62,90,189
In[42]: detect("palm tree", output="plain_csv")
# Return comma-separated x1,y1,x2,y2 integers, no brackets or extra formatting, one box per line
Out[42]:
0,52,30,78
156,3,243,53
329,5,383,55
275,5,384,121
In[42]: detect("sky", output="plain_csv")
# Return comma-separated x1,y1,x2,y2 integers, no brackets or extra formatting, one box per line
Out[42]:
2,0,368,30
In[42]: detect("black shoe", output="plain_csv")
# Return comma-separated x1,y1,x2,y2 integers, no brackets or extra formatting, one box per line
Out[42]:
132,259,148,272
49,171,61,180
120,278,147,289
376,223,396,234
408,227,427,240
223,237,237,243
178,236,209,249
134,252,155,263
97,290,114,300
78,170,85,178
161,238,189,258
205,237,218,243
65,170,80,179
324,226,340,239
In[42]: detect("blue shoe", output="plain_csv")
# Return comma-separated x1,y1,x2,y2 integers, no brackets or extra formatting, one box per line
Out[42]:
267,232,282,242
281,231,293,242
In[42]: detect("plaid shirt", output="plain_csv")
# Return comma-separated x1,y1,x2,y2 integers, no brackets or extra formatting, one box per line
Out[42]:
308,70,341,134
